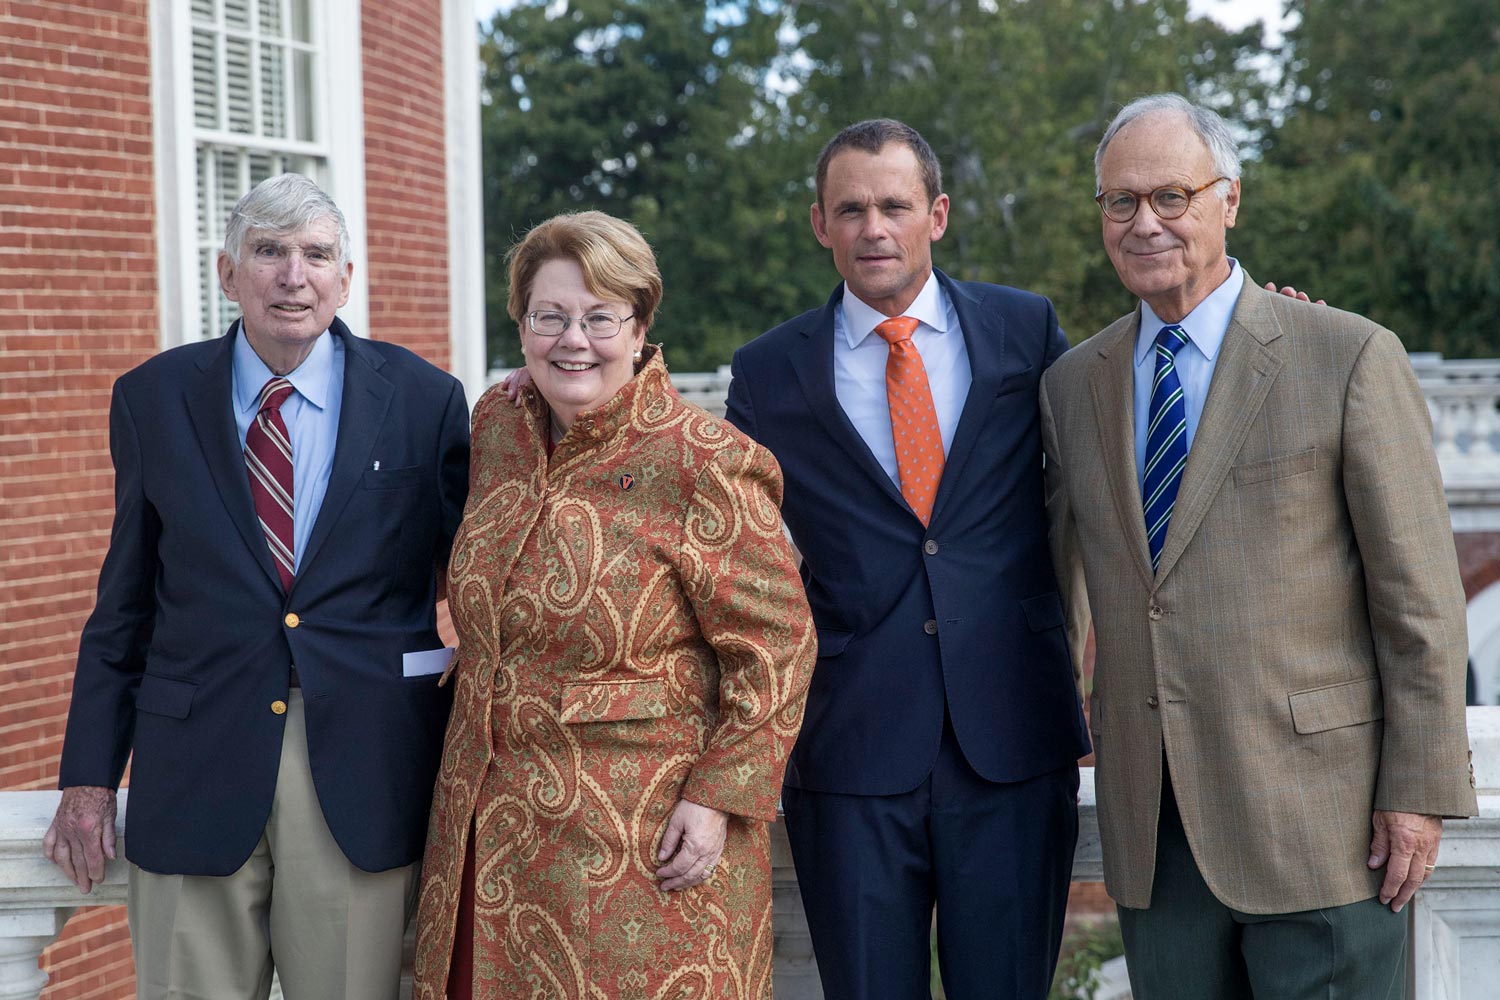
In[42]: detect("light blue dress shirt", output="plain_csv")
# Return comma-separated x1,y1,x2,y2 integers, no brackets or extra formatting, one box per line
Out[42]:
1133,260,1245,488
833,273,972,490
232,327,345,573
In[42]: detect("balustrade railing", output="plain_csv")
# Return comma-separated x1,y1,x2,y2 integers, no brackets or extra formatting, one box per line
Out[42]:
3,708,1496,999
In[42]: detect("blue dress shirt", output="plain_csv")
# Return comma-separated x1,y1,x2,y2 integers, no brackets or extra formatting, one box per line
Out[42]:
1133,260,1245,487
833,272,972,489
232,327,345,572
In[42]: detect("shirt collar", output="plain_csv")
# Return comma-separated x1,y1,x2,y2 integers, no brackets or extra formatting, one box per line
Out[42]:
1134,258,1244,368
233,323,337,415
841,271,949,349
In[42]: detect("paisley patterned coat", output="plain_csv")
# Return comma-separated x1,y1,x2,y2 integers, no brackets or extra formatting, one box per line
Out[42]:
412,346,815,1000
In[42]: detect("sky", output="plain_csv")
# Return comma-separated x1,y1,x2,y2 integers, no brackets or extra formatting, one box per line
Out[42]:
475,0,1294,39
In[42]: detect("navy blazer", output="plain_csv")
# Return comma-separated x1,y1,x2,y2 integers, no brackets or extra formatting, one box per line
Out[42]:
727,270,1089,795
58,318,470,875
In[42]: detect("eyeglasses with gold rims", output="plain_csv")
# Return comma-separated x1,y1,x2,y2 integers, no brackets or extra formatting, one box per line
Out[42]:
1094,177,1229,223
525,310,636,339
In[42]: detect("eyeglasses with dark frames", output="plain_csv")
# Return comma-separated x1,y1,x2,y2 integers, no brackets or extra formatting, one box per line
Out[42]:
525,310,635,339
1094,177,1229,223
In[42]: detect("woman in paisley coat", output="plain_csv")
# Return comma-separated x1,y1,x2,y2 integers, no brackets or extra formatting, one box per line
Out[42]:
412,210,816,1000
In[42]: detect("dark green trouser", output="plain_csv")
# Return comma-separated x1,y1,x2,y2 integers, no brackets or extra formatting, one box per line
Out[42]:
1117,773,1407,1000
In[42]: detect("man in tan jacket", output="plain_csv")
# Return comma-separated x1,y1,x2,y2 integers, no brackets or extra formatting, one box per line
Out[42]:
1040,93,1477,997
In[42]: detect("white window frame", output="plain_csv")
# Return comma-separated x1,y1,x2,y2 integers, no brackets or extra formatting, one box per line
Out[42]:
444,0,487,402
152,0,369,349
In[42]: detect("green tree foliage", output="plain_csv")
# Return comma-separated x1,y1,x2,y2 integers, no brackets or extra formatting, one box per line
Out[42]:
479,0,822,369
786,0,1266,341
1234,0,1500,357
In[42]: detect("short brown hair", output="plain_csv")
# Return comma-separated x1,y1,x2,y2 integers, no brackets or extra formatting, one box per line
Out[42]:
506,211,663,334
814,119,943,210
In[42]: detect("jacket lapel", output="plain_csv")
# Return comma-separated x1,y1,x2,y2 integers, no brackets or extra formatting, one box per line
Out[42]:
929,271,1006,525
788,286,910,512
185,322,285,591
1152,277,1284,583
1088,312,1155,588
295,318,393,584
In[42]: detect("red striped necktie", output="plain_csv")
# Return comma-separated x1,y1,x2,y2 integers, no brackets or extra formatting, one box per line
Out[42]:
245,377,296,590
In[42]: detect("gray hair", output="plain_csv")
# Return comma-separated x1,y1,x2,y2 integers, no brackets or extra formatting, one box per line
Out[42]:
1094,93,1241,193
222,173,351,268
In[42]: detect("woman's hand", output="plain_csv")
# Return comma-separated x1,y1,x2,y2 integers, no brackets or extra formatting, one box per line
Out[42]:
655,798,728,891
498,367,534,406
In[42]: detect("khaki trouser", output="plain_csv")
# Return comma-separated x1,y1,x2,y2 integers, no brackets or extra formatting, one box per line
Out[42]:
128,691,418,1000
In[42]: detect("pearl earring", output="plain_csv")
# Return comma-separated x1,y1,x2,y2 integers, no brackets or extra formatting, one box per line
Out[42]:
633,350,642,362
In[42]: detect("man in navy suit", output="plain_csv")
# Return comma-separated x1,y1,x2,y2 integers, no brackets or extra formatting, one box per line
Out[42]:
43,174,469,999
726,120,1088,999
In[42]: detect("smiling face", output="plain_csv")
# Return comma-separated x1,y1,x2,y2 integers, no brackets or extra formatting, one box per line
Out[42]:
218,216,352,374
1098,111,1239,322
521,256,646,432
811,143,949,317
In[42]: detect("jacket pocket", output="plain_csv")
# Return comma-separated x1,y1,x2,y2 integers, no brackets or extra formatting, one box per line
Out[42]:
361,465,423,490
1021,592,1066,631
1233,447,1317,486
135,674,196,719
1288,676,1383,734
815,626,855,658
561,677,668,724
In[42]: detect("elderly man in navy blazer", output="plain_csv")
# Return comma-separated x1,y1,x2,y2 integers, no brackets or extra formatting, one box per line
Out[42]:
43,174,470,999
726,119,1089,999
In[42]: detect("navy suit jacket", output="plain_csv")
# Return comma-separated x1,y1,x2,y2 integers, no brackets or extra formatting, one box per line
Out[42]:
727,270,1089,795
58,318,470,875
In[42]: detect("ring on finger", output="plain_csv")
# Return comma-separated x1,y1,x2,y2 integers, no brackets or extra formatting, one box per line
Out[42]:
1424,864,1437,871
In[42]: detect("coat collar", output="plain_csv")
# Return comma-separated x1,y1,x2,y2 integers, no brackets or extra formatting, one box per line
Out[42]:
786,269,1016,529
1088,273,1286,587
184,317,391,595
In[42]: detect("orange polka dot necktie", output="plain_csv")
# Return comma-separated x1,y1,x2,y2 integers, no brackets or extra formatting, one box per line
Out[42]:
875,316,944,526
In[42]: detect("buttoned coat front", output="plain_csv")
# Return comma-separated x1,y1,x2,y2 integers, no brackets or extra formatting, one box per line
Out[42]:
1040,277,1477,914
412,347,815,999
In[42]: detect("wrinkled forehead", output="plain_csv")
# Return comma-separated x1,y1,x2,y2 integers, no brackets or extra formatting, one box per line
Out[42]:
1100,113,1215,188
239,215,341,252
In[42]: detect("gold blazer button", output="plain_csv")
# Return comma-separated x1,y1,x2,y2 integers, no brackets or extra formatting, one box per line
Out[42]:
271,700,287,715
284,613,300,628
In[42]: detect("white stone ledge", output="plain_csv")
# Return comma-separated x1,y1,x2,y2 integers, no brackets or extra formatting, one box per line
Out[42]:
3,709,1497,999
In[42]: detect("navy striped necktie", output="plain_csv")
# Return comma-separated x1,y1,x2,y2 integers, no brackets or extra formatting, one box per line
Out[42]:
1143,325,1190,572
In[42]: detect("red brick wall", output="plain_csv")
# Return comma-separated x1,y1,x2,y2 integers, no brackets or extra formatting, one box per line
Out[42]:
361,0,451,368
1,3,156,997
1456,531,1500,599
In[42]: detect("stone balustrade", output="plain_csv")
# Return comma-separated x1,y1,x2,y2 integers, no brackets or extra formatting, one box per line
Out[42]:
3,708,1496,999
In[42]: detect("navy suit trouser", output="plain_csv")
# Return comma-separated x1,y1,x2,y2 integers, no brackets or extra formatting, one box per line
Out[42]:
782,715,1079,1000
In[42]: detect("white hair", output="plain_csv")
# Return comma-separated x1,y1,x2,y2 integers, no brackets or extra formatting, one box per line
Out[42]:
1094,93,1241,193
222,173,351,268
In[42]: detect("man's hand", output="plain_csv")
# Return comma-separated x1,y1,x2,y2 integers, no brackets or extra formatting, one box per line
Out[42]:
42,785,119,894
654,798,728,892
1263,281,1327,306
498,367,533,407
1368,809,1442,912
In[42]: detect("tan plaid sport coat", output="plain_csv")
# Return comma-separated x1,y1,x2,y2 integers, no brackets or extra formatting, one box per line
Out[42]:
1040,275,1477,914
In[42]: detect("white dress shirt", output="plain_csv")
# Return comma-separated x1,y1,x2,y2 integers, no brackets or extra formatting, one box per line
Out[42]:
1133,259,1245,487
834,273,972,489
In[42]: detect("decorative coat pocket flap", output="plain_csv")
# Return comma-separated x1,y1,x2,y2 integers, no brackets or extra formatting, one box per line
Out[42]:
135,674,197,720
361,465,423,490
1288,677,1383,734
1233,447,1317,486
561,677,669,724
1021,592,1066,632
815,626,855,658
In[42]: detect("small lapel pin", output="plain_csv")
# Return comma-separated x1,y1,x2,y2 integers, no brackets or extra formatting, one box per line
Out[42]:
373,460,380,471
618,473,635,491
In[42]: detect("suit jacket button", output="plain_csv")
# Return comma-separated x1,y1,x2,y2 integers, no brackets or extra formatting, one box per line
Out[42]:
923,619,938,635
284,613,300,628
923,539,939,555
1148,605,1164,621
1147,695,1160,709
271,700,287,715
